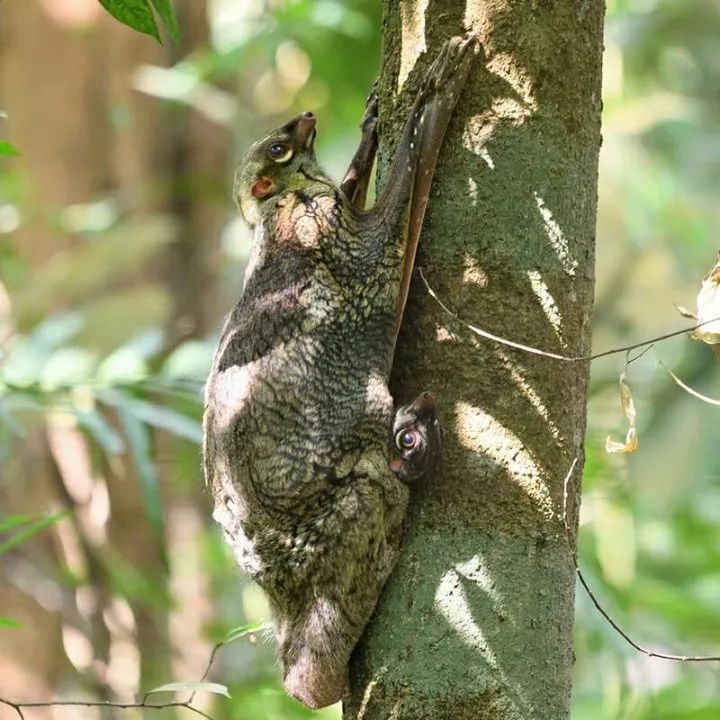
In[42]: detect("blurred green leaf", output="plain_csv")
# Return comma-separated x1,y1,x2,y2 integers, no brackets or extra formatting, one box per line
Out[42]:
0,617,20,629
114,400,164,540
0,141,20,157
147,681,230,698
0,515,35,533
40,348,98,390
161,341,214,382
97,347,149,385
103,390,201,444
0,511,69,554
73,408,125,455
1,313,86,387
98,0,161,42
224,621,271,644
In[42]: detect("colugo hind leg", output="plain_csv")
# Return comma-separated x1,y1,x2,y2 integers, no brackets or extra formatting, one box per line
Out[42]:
343,35,476,339
340,89,451,483
276,483,408,709
367,34,476,345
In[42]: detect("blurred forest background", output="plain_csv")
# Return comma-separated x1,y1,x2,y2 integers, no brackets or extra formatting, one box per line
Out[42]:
0,0,719,718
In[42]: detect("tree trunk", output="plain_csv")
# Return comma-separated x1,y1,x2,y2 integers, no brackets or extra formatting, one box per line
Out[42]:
0,0,226,711
346,2,604,719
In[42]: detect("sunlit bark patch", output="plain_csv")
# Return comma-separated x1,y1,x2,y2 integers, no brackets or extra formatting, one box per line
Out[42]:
533,192,578,275
487,52,537,114
356,669,387,720
495,349,561,440
462,255,488,286
454,553,504,610
478,147,495,168
462,53,536,171
434,568,498,664
526,269,566,346
398,0,428,91
468,176,478,204
462,113,495,156
435,325,457,342
455,401,554,518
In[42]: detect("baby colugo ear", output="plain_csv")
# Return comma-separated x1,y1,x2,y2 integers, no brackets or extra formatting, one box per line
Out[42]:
389,391,444,482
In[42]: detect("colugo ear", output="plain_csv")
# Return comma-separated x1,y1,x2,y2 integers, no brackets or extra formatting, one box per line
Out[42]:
251,177,276,199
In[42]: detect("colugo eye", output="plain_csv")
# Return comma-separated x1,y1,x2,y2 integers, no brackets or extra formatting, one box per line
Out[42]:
395,429,418,450
268,143,293,163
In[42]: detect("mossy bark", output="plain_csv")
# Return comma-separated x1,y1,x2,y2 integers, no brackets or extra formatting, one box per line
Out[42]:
345,1,604,718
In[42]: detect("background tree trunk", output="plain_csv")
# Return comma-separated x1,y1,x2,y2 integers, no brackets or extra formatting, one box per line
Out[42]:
346,2,604,718
0,1,226,713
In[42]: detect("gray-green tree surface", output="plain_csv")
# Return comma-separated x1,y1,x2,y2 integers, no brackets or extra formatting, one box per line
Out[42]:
346,1,605,718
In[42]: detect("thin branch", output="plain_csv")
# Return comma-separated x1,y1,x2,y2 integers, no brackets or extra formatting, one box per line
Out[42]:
575,565,720,663
561,460,720,663
187,623,270,704
0,623,271,718
0,698,214,719
419,268,717,363
626,343,655,366
660,361,720,406
0,698,25,719
187,641,225,704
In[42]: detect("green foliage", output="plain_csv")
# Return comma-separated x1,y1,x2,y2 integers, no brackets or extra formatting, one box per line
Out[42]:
0,511,69,555
224,621,271,644
97,0,179,43
0,141,20,157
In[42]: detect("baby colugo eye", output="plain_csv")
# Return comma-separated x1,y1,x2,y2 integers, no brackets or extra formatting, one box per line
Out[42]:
396,429,418,450
268,143,293,163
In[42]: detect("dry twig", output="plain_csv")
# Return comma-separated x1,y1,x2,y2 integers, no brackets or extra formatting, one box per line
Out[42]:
0,624,268,719
419,268,720,363
561,460,720,663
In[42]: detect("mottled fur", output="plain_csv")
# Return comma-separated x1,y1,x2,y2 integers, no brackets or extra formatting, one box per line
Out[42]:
203,36,474,708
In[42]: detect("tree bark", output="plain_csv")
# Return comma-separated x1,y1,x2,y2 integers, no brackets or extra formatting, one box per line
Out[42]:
346,2,604,719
